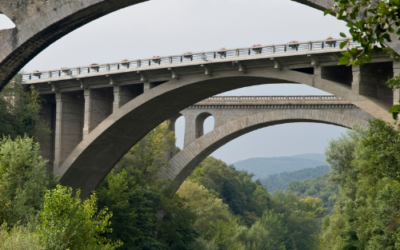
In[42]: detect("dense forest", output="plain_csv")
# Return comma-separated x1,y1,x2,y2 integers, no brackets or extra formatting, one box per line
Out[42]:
261,165,330,192
2,74,400,249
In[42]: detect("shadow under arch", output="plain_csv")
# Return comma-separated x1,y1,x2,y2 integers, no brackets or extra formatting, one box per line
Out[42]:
57,69,384,199
161,109,370,191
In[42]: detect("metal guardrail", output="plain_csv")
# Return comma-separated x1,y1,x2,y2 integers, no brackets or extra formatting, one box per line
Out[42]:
22,39,357,82
199,95,343,102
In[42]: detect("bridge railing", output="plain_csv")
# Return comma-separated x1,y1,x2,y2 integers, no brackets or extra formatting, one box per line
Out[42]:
22,39,358,82
199,95,343,102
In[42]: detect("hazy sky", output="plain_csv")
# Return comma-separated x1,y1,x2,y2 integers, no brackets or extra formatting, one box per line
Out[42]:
0,0,350,164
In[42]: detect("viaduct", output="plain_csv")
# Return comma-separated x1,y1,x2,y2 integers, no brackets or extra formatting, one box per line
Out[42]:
0,0,398,197
162,95,372,190
21,40,396,198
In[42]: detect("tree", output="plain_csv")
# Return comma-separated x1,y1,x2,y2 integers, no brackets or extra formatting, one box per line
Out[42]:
97,123,198,250
321,119,400,249
0,73,49,139
38,185,121,250
0,136,51,227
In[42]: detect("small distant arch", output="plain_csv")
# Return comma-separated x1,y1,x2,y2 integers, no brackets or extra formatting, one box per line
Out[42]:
0,14,16,30
167,113,184,160
203,116,215,135
195,112,213,139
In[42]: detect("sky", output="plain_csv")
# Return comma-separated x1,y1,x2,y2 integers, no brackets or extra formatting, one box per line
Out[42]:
0,0,350,164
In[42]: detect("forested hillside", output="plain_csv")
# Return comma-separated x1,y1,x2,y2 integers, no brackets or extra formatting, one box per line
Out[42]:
287,173,339,213
261,165,330,192
233,153,325,179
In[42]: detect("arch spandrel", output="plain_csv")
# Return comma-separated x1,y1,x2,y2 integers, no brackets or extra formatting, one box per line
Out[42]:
161,109,370,188
57,69,385,199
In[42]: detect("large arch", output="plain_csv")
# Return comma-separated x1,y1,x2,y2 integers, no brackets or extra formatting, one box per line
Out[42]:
161,109,369,190
56,68,387,198
0,0,147,90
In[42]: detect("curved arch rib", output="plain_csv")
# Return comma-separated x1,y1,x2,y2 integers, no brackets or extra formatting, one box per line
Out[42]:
162,109,369,190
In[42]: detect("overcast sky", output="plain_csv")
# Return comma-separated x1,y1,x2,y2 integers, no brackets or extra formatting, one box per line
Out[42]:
0,0,350,164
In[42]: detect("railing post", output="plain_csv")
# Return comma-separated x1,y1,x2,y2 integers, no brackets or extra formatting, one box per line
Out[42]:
169,57,172,64
77,68,81,75
271,46,275,53
48,71,52,78
236,49,239,57
137,60,141,68
308,42,312,51
106,64,110,71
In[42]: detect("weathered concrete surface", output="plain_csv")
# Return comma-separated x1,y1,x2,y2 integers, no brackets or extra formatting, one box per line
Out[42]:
53,67,390,199
161,108,370,189
0,0,147,91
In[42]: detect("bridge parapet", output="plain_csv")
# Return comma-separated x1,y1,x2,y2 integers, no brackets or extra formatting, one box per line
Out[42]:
196,95,347,105
22,39,359,83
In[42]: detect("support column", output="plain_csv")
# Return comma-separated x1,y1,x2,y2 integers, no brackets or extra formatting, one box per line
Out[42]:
183,113,196,148
83,88,113,137
54,91,84,175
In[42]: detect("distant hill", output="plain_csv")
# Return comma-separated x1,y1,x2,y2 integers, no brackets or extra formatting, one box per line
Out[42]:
233,153,326,180
260,165,330,192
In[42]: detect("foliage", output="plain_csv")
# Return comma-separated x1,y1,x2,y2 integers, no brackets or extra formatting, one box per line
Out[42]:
287,173,339,214
192,157,271,226
261,165,330,192
0,73,49,140
98,123,198,250
320,119,400,249
0,224,43,250
178,180,245,249
0,136,50,227
325,0,400,66
38,185,121,250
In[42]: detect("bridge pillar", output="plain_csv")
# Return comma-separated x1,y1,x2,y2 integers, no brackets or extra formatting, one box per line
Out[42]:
54,91,84,174
393,61,400,105
83,88,113,137
183,113,196,148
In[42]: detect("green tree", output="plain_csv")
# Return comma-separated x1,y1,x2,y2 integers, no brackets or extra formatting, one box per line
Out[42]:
321,119,400,249
194,157,270,226
98,123,197,250
0,73,49,139
0,136,51,227
38,185,121,250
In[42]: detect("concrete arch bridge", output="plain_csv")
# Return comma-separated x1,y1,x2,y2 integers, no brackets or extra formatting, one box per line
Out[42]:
22,40,395,198
161,95,372,189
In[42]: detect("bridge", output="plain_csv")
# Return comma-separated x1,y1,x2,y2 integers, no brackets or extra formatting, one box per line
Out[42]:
160,95,372,189
1,0,400,92
20,39,396,198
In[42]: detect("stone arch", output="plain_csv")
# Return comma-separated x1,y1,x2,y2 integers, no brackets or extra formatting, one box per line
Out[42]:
56,69,387,199
0,0,147,90
195,112,213,139
160,109,369,190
